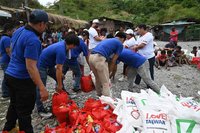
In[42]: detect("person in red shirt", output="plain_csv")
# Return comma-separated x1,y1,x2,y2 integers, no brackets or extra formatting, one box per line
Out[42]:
170,27,178,46
156,50,168,69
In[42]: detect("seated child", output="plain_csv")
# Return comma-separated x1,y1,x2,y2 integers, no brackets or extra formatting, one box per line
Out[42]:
166,50,178,68
191,46,198,57
156,50,167,69
173,46,190,66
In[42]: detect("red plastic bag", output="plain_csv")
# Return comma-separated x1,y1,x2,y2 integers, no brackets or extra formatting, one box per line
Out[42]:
191,57,200,65
69,109,80,125
103,117,122,133
66,100,78,110
84,98,102,111
53,100,78,124
53,104,70,124
52,91,69,111
91,108,109,120
44,123,67,133
81,74,95,92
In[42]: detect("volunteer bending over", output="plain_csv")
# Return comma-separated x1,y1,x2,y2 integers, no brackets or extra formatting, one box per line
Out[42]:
117,48,160,93
89,32,126,97
36,34,80,117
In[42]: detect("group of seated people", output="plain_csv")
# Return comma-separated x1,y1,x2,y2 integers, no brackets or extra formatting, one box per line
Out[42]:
155,44,200,70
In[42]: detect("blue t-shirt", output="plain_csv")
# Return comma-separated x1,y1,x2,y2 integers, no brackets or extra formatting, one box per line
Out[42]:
39,41,67,68
118,48,146,68
92,38,123,59
65,38,88,65
6,26,42,79
0,35,11,64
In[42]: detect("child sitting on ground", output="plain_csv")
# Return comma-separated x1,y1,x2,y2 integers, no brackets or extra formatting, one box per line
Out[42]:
191,46,198,57
156,50,168,69
166,50,178,69
173,46,190,66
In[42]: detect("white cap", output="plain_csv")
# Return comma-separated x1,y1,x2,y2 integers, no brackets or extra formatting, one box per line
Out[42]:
125,29,134,35
92,19,100,24
68,29,72,32
114,31,119,36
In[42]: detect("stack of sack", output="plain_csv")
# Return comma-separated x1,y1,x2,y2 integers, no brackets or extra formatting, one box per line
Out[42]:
44,92,122,133
44,85,200,133
109,85,200,133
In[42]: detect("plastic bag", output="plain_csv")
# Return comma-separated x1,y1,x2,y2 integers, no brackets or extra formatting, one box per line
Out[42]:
170,116,200,133
99,95,121,109
141,109,171,133
44,123,67,133
52,91,69,112
84,98,102,111
116,118,136,133
77,52,85,66
121,91,142,128
81,74,95,92
191,57,200,65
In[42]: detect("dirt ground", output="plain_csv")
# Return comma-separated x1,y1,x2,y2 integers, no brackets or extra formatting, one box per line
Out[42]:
0,41,200,132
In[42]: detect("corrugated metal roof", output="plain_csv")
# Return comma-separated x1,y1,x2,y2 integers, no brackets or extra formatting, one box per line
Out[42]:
0,10,12,17
160,21,196,26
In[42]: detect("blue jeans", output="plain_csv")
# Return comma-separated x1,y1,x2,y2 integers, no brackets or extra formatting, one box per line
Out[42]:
36,67,58,112
135,56,155,85
63,61,81,91
1,63,9,97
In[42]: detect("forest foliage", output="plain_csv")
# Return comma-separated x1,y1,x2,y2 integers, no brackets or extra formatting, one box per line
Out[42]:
1,0,200,25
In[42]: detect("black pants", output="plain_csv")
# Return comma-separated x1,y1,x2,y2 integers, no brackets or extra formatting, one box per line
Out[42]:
135,56,155,85
3,74,36,133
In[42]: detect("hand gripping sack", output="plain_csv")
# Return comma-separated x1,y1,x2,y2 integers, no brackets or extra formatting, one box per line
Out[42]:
81,74,95,92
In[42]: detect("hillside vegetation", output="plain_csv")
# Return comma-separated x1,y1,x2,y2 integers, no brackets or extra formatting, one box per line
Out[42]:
48,0,200,25
1,0,200,25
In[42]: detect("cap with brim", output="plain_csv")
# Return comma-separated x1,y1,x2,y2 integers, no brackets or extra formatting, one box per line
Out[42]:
29,9,48,23
125,29,134,35
92,19,99,24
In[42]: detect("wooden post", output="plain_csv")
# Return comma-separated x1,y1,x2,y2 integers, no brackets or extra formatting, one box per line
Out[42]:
25,0,29,22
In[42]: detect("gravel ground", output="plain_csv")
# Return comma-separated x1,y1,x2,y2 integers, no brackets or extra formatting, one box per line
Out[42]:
0,41,200,132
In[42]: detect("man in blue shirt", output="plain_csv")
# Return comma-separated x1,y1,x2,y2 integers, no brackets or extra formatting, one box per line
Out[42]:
3,10,49,133
0,23,14,98
89,32,125,97
62,32,89,93
117,48,160,93
36,34,80,117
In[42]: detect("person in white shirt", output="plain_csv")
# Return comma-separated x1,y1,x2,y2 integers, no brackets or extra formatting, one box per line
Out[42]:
133,24,156,87
119,29,137,81
88,19,104,51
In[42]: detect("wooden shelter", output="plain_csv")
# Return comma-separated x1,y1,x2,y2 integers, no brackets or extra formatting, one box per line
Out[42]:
0,5,88,28
152,21,200,41
90,17,133,31
47,13,87,28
